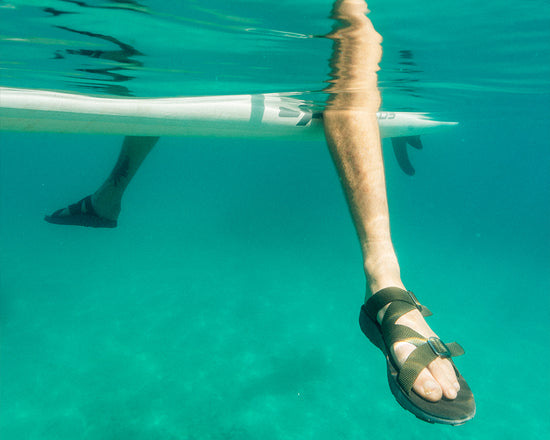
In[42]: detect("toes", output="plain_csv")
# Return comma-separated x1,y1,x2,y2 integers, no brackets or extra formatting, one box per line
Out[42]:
412,358,460,401
413,369,442,402
394,339,456,402
390,309,461,402
427,358,460,400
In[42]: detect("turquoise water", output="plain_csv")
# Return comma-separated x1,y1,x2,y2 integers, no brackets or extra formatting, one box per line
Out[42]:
1,0,550,439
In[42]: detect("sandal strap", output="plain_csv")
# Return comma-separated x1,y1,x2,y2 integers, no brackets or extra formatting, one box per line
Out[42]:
364,287,432,322
365,287,465,395
68,196,96,216
382,322,428,348
398,338,465,393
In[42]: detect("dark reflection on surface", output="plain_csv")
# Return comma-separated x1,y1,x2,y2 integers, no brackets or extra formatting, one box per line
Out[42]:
44,0,150,18
43,7,75,17
383,49,424,102
399,49,415,66
394,49,422,97
41,1,151,95
49,24,144,96
59,0,150,14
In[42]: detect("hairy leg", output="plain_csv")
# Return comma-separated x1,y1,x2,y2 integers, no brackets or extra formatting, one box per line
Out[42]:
45,136,158,226
324,0,459,402
92,136,159,220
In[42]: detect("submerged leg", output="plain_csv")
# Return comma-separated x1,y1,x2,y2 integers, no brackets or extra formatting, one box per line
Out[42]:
324,0,465,408
45,136,158,227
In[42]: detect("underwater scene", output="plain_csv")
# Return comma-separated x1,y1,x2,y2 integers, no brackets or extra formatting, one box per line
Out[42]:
1,0,549,439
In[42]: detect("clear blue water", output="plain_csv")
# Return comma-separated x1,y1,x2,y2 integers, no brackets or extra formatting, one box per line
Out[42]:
1,0,550,438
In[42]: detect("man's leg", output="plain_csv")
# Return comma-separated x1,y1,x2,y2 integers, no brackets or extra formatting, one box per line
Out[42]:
324,0,460,402
45,136,158,227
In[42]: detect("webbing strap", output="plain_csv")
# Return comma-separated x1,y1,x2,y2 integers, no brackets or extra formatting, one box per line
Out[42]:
365,287,464,395
398,343,439,393
382,323,426,348
364,287,432,322
398,339,465,393
68,196,95,216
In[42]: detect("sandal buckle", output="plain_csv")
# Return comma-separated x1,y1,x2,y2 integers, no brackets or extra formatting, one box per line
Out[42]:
427,337,452,358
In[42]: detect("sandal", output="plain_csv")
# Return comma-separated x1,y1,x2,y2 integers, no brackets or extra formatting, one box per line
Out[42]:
44,195,117,228
359,287,475,425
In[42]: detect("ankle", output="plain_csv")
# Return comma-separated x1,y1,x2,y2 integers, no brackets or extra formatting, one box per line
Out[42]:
363,249,404,297
91,191,121,220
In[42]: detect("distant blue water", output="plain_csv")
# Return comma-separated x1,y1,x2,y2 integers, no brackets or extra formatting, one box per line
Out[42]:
1,1,550,439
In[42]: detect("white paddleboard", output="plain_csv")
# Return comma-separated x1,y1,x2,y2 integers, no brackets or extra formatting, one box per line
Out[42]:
0,87,456,140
